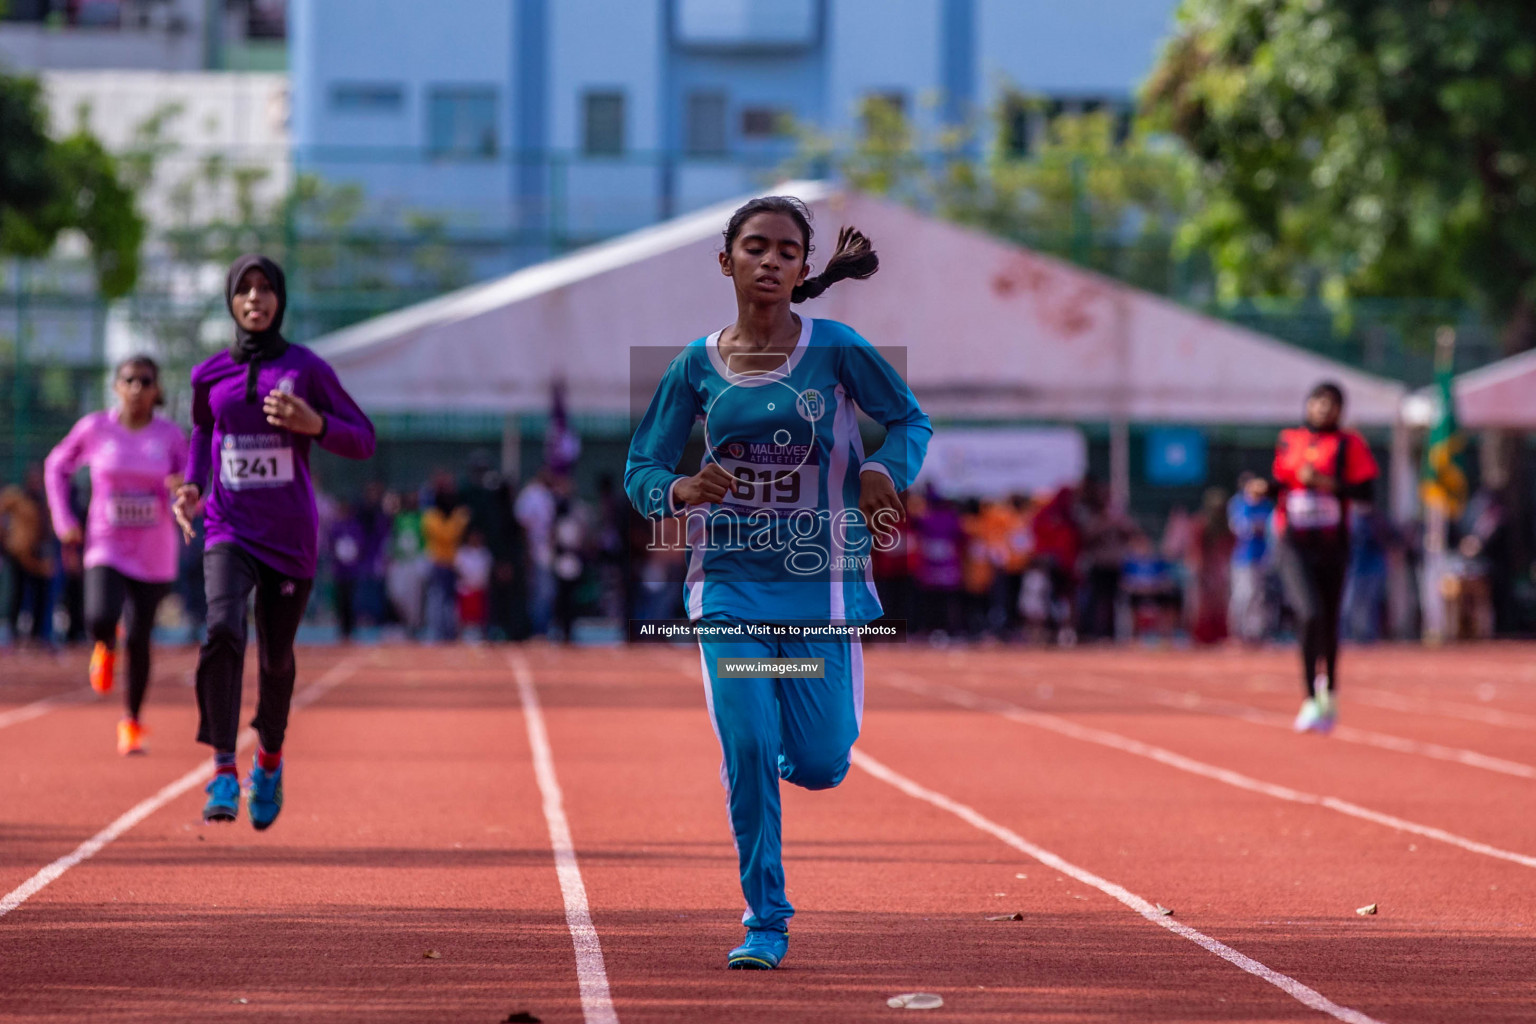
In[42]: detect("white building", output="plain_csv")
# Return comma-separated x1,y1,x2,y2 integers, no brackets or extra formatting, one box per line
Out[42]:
41,70,291,229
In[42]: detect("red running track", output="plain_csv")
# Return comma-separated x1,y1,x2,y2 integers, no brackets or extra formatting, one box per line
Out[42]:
1,642,1533,1023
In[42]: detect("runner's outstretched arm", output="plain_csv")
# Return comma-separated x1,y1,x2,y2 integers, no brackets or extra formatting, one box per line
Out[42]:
185,377,215,495
837,337,931,491
625,355,703,518
307,360,377,460
43,417,90,540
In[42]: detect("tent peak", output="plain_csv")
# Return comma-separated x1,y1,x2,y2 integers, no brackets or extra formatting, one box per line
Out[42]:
313,179,838,359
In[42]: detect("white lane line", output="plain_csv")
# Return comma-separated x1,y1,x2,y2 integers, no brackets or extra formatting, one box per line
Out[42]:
0,656,197,731
0,658,359,920
1059,672,1536,781
852,749,1387,1024
1349,688,1536,731
889,673,1536,871
510,651,619,1024
0,690,93,730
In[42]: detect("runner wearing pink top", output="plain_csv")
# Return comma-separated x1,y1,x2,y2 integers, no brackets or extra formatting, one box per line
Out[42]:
44,355,188,755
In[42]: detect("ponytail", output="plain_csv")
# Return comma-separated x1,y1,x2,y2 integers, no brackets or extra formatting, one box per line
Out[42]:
792,225,878,303
722,195,880,304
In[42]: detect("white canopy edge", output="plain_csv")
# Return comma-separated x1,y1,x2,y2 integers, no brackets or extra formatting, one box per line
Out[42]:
312,180,1408,427
1402,345,1536,429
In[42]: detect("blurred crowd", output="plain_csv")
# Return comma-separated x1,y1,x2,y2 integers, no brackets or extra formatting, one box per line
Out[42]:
0,453,631,648
305,457,630,644
1,458,1516,648
862,474,1516,647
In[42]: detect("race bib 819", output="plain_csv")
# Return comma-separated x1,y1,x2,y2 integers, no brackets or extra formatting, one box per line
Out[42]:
717,442,819,511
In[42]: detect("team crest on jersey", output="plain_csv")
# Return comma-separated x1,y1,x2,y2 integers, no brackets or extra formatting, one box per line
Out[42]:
276,376,296,395
726,442,746,459
797,389,825,422
222,435,237,450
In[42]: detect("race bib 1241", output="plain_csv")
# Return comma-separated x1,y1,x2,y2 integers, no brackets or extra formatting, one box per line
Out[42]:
220,435,295,491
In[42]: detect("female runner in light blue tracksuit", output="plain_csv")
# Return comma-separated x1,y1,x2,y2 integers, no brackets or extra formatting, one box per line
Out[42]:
626,195,930,970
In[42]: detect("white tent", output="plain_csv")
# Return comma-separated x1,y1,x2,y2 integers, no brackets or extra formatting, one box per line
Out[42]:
1402,346,1536,429
313,181,1411,507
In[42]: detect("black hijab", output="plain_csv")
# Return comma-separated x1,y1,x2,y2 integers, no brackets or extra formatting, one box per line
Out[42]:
226,254,289,403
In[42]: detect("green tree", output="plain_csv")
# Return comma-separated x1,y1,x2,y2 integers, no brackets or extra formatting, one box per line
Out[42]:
789,95,1197,295
1144,0,1536,355
0,72,144,298
120,102,471,401
0,75,56,250
942,99,1197,294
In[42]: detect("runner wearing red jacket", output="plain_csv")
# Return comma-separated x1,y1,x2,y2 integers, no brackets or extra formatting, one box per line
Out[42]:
1271,382,1379,733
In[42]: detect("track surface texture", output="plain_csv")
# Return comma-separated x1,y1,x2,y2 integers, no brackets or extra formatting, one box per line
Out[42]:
1,641,1533,1023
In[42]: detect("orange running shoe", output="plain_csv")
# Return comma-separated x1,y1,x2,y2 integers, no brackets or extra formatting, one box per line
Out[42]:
89,642,115,695
117,718,147,756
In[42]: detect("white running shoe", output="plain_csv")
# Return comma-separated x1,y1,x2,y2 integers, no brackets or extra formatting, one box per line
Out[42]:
1293,697,1322,733
1313,677,1336,734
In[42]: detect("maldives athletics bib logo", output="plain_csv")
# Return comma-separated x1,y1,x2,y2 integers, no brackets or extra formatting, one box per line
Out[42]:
796,389,825,422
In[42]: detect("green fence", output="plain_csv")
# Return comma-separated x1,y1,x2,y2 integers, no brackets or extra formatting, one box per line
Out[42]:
0,140,1517,485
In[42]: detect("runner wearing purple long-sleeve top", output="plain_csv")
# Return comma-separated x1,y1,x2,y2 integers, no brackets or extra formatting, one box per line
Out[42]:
173,254,376,828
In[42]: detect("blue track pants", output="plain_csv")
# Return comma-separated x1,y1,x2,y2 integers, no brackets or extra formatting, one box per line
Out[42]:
697,621,864,931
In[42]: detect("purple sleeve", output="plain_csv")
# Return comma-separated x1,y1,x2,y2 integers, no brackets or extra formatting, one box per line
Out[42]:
186,374,215,493
167,421,189,478
310,359,376,461
44,415,92,536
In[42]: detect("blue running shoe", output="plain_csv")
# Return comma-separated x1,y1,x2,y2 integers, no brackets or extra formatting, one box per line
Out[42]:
247,759,283,831
202,773,240,823
727,928,788,970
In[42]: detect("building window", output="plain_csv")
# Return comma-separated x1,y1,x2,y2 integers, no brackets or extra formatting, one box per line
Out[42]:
740,107,790,139
1043,96,1133,148
0,0,51,22
583,91,626,156
686,92,728,157
860,91,907,137
428,87,497,158
674,0,819,50
331,82,405,114
1002,95,1031,157
246,0,288,40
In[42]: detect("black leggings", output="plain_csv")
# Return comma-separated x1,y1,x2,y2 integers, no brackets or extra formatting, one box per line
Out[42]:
1276,536,1348,697
84,566,171,719
195,543,313,755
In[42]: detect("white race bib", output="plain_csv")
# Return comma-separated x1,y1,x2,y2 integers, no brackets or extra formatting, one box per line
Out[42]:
718,445,820,511
220,437,295,491
107,494,159,528
1286,490,1341,530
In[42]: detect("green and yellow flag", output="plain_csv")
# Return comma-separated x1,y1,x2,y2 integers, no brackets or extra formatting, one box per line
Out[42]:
1420,362,1467,516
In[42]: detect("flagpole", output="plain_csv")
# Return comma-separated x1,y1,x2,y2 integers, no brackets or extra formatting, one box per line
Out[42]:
1420,327,1455,644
